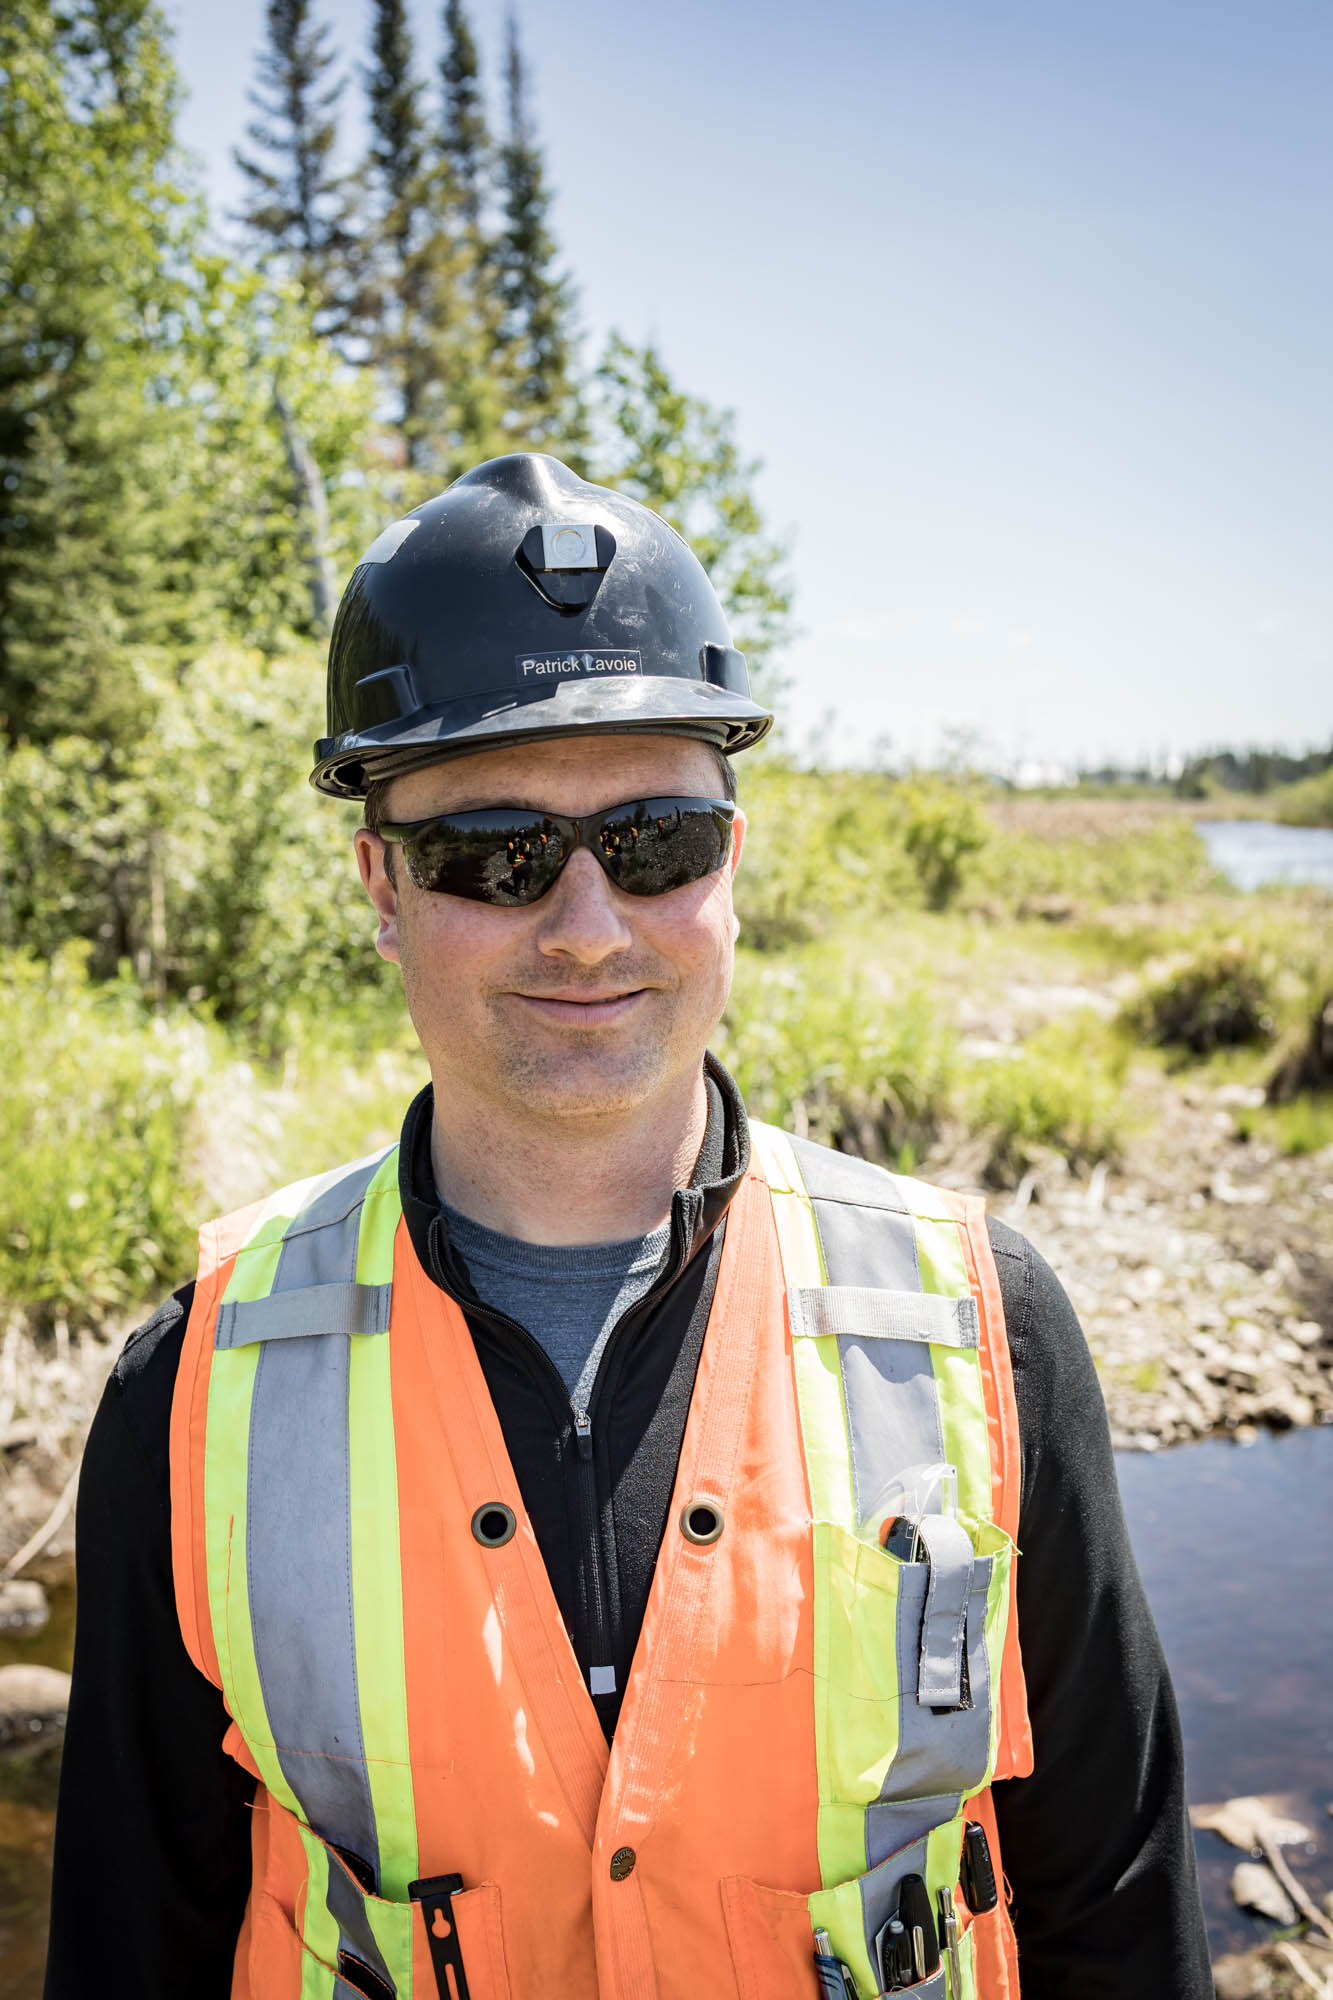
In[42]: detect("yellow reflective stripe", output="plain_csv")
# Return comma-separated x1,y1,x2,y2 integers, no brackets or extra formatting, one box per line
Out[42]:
223,1168,337,1307
202,1337,304,1820
355,1150,401,1286
296,1826,341,1999
978,1523,1015,1782
350,1150,418,1907
750,1123,856,1534
899,1190,996,1531
932,1342,993,1527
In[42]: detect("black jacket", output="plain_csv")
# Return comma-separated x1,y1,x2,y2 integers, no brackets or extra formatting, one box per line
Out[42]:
45,1062,1211,1997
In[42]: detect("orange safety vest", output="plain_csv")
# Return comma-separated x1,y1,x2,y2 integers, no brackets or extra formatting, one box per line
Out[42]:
170,1124,1032,2000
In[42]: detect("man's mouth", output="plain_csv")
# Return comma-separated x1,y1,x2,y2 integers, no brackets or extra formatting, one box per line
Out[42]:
509,989,648,1026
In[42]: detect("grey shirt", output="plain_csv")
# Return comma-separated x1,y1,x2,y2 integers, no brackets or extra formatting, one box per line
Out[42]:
442,1201,671,1413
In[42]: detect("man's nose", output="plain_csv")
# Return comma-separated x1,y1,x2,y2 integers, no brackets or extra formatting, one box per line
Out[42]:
533,848,634,963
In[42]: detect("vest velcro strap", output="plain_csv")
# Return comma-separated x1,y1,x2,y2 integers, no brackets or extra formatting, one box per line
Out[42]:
915,1512,975,1708
787,1286,979,1348
214,1281,393,1348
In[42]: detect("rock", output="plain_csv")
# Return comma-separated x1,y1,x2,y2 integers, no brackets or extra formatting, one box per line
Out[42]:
1257,1388,1316,1430
1231,1861,1297,1925
0,1577,48,1634
1211,1953,1273,1999
1193,1796,1315,1851
0,1662,70,1757
0,1421,38,1453
1291,1321,1325,1349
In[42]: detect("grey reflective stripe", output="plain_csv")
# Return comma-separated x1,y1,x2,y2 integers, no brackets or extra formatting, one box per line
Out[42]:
840,1332,945,1525
216,1282,392,1348
885,1561,993,1805
787,1287,977,1348
326,1851,397,1997
247,1331,380,1887
274,1152,392,1289
865,1792,962,1870
239,1150,393,1892
914,1513,975,1707
788,1136,911,1212
856,1831,929,1974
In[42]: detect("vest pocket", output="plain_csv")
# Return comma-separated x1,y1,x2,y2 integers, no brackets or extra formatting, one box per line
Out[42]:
814,1519,1012,1827
720,1875,823,1999
808,1820,979,2000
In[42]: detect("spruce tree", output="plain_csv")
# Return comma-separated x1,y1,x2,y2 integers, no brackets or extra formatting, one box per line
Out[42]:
233,0,353,338
494,13,584,454
441,0,488,232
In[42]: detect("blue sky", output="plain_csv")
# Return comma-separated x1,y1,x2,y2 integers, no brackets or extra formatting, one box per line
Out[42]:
168,0,1331,772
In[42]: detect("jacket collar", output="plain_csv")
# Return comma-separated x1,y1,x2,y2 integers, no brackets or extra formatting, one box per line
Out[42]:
397,1052,750,1299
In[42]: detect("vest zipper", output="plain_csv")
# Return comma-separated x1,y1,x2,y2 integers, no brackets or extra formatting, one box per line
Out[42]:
572,1405,613,1698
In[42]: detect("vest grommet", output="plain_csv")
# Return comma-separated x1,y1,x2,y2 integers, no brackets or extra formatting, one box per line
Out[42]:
609,1846,637,1881
680,1500,724,1546
471,1502,517,1548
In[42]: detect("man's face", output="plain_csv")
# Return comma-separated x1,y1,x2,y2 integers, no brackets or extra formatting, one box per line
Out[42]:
355,734,746,1129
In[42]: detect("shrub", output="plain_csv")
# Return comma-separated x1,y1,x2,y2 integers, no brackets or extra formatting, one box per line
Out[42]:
965,1015,1127,1187
899,779,988,910
734,759,914,949
1123,940,1278,1055
0,947,209,1324
717,950,956,1163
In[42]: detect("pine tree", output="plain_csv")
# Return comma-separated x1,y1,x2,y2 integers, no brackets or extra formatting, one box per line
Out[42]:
494,13,584,454
233,0,353,338
440,0,488,232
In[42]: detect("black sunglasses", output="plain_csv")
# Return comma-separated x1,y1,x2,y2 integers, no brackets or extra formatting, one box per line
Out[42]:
377,795,737,906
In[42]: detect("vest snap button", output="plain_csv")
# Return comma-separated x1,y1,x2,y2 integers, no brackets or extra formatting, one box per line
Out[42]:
680,1500,724,1546
609,1846,636,1881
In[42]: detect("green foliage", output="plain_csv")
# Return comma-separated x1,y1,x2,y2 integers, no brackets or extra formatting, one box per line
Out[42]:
899,778,989,911
734,759,913,948
1123,941,1279,1056
718,951,956,1164
0,644,395,1026
974,813,1222,911
1268,766,1333,828
0,947,205,1322
965,1016,1128,1187
592,335,792,692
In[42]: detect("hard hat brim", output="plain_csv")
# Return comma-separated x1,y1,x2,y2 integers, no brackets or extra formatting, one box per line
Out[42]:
310,674,774,800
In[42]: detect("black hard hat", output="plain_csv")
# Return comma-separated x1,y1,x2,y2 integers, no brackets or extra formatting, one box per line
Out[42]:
311,452,774,799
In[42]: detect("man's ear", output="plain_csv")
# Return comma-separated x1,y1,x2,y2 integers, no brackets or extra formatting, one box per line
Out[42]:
354,830,402,964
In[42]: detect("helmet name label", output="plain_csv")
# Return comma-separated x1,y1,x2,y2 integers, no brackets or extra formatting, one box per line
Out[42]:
516,650,643,681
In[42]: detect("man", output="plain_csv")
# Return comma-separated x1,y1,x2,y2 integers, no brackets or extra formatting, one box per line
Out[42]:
47,453,1210,1998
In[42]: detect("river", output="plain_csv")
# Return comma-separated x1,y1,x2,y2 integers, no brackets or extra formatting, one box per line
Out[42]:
1196,817,1333,892
3,1426,1330,1985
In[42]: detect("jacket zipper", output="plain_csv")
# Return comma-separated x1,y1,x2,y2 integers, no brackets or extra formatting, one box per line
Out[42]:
427,1201,700,1707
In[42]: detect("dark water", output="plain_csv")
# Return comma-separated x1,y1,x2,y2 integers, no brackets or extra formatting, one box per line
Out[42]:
0,1575,74,1999
1117,1425,1333,1957
1197,816,1333,891
3,1435,1330,1981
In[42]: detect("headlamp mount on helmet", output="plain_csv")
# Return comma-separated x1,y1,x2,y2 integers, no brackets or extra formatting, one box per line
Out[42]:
311,453,773,800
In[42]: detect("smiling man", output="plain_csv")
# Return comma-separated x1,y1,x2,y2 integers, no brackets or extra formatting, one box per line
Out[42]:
47,455,1210,2000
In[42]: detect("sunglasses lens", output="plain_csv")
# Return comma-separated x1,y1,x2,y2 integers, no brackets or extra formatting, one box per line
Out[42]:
402,811,566,904
596,800,730,897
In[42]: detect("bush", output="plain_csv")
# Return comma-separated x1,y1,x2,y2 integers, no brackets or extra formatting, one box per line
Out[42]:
0,948,209,1324
0,643,395,1036
965,1015,1127,1187
734,759,914,949
1123,940,1278,1055
717,949,956,1164
899,779,988,910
